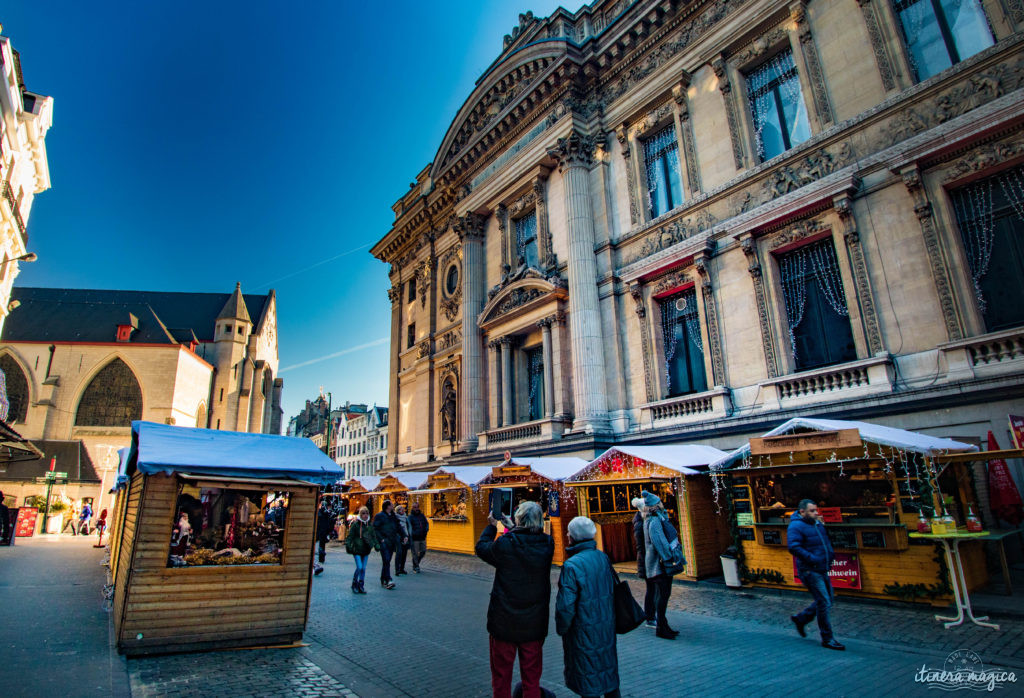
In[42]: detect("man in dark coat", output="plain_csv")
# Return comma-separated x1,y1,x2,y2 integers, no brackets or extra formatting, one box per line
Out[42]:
408,500,430,572
556,516,620,698
314,497,337,576
788,499,844,650
631,498,655,627
372,500,402,589
475,500,554,698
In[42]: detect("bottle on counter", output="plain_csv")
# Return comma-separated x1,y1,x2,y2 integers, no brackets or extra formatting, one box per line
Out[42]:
917,515,932,534
941,511,956,534
966,505,984,533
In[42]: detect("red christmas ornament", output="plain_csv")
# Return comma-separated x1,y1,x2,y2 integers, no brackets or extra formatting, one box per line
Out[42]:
599,459,611,475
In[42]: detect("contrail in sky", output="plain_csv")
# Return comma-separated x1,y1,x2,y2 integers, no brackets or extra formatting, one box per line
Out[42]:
280,337,388,372
254,242,373,289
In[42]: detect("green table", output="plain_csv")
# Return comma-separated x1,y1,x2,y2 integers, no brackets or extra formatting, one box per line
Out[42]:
976,527,1024,597
910,530,996,630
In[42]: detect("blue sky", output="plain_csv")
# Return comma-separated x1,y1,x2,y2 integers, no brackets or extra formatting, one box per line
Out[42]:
4,0,571,426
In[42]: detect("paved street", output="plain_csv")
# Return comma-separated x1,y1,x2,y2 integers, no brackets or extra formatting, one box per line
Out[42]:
2,537,1023,697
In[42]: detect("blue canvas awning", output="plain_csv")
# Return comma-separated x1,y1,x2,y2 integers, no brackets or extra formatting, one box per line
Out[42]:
126,421,343,485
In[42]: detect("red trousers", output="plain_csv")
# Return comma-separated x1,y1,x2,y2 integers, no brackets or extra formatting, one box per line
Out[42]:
488,635,543,698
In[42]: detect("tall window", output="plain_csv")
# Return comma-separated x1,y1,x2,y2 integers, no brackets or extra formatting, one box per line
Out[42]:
75,358,143,427
894,0,994,81
526,346,544,421
0,354,28,423
659,288,707,397
408,276,417,303
950,165,1024,332
778,239,857,372
514,211,539,268
642,126,683,219
746,50,811,162
407,323,416,349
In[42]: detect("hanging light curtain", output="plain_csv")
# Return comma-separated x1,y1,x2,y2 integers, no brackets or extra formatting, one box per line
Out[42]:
659,288,701,381
643,126,678,217
747,51,797,161
527,350,544,418
779,239,849,361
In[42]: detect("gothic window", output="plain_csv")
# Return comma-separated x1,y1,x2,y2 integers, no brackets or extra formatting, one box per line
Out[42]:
74,358,143,427
642,126,683,219
658,289,708,397
196,403,207,429
950,165,1024,332
514,211,539,268
893,0,994,81
778,239,857,372
0,354,29,423
526,346,544,421
745,50,811,162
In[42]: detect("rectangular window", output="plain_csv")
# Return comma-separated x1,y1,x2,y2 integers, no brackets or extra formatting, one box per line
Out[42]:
526,346,544,421
642,126,683,219
894,0,994,81
950,165,1024,332
407,323,416,349
408,277,417,302
513,211,540,268
778,238,857,372
219,388,224,402
746,50,811,162
168,483,290,567
658,288,708,397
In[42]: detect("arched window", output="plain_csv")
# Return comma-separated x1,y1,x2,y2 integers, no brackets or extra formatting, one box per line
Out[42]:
75,358,143,427
0,354,29,423
196,403,207,429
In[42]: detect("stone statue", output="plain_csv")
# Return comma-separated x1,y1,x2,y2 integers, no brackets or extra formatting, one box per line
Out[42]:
440,379,457,442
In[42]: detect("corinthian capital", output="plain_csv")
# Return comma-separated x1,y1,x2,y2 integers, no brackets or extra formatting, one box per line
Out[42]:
387,286,402,304
455,212,486,241
547,129,598,172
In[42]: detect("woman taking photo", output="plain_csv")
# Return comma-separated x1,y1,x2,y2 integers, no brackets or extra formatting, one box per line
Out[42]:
345,506,378,594
642,490,684,640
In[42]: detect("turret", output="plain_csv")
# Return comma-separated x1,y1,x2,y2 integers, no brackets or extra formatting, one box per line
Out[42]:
210,283,253,430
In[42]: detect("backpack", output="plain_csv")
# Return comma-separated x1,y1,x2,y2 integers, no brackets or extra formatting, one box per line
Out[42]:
657,516,687,576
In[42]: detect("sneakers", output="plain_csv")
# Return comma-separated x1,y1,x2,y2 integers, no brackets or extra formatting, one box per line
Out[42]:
821,639,846,651
644,620,657,629
313,565,324,576
385,582,396,590
655,629,678,640
791,615,807,638
413,567,421,573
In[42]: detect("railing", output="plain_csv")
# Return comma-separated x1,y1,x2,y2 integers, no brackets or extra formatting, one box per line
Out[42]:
964,330,1024,367
650,393,715,422
775,364,870,400
487,422,542,444
2,180,25,240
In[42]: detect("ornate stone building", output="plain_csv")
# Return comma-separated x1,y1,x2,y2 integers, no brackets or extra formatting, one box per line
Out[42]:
372,0,1024,470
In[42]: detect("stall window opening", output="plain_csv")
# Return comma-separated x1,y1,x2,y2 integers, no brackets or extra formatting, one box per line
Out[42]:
659,288,707,397
167,483,290,567
586,483,643,515
893,0,994,81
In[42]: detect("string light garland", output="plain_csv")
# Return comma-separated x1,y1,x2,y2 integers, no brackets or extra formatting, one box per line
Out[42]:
747,51,803,160
659,288,701,385
779,239,849,361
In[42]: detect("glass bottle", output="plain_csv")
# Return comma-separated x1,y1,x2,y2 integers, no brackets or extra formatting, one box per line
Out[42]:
917,515,932,534
966,505,983,533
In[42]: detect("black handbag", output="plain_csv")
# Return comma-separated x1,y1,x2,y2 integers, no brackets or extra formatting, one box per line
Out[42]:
611,565,645,634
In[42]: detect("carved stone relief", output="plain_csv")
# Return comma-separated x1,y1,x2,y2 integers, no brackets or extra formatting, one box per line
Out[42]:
712,56,746,170
694,250,726,386
438,329,462,351
629,283,658,403
615,126,640,227
834,195,883,355
792,1,833,126
741,235,780,378
628,209,717,264
943,135,1024,183
673,81,702,195
651,270,691,297
855,0,897,91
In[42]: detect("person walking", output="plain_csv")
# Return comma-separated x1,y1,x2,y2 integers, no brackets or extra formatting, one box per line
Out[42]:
0,491,10,546
788,499,844,650
394,504,411,575
345,506,378,594
79,501,93,536
631,498,656,628
642,490,681,639
62,503,80,535
408,500,430,572
475,501,555,698
314,497,337,576
372,499,402,589
94,509,108,548
556,516,620,698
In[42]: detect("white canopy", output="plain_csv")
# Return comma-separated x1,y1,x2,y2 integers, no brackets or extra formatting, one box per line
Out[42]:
710,417,978,470
496,457,590,482
425,465,494,488
347,475,381,492
573,444,729,478
388,472,429,490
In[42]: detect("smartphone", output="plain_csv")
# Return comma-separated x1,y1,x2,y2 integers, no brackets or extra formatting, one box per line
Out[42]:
490,488,512,521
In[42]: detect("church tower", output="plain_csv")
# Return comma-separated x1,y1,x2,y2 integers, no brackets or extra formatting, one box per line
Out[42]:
210,282,252,430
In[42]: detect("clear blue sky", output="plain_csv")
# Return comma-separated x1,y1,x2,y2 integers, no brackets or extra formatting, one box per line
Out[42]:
4,0,570,427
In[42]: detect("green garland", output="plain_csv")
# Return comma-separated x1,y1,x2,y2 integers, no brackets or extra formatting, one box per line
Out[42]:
743,567,786,585
883,543,953,601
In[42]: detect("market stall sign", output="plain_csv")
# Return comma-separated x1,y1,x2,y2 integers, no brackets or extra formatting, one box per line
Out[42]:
494,465,531,477
15,507,37,537
819,507,842,523
762,529,783,545
829,528,857,550
793,553,861,589
736,512,754,526
750,429,862,463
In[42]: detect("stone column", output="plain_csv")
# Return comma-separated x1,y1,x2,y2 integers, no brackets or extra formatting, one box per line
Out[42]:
740,234,780,378
456,213,485,451
386,284,402,465
548,129,610,433
614,125,639,228
834,194,884,355
500,336,514,427
538,317,555,419
488,340,502,428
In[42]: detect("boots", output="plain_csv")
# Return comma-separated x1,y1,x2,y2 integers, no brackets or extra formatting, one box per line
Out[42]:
358,582,367,594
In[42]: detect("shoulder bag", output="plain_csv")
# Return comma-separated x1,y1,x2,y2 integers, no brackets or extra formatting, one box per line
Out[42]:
659,516,687,577
610,563,645,634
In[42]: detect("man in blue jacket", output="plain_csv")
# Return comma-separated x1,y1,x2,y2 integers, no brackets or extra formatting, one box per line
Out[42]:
787,499,844,650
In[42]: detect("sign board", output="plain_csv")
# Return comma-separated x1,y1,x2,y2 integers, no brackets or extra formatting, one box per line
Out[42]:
793,553,862,590
829,528,858,550
1010,415,1024,449
15,507,38,537
761,529,783,545
819,507,842,523
48,471,68,479
737,527,756,541
736,512,754,526
494,465,531,478
750,429,862,459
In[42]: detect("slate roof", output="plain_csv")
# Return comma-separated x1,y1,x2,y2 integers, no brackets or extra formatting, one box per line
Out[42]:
0,439,101,482
2,287,271,344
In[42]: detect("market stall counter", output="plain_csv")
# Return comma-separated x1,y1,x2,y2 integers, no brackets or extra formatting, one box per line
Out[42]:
111,421,342,656
710,418,984,604
565,445,730,580
408,466,492,554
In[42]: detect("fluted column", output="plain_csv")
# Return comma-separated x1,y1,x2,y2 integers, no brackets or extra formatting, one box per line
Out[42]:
386,284,402,465
538,318,555,419
488,340,502,428
547,130,610,433
500,336,514,426
456,213,486,451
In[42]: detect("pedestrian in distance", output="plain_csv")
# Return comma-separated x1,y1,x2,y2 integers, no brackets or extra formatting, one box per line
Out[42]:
79,501,93,536
314,496,337,576
408,499,430,572
0,490,10,545
62,503,80,535
372,499,402,589
345,506,378,594
394,503,411,575
555,516,620,698
631,497,656,628
788,499,845,650
94,508,108,548
641,490,682,639
475,501,555,698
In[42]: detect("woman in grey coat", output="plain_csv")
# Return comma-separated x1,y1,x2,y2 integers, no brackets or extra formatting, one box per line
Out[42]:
642,490,681,640
555,516,620,698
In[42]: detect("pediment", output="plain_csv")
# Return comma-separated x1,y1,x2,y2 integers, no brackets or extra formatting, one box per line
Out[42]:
478,277,566,328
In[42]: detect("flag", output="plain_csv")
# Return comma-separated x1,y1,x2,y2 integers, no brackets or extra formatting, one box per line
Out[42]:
987,431,1023,526
1010,415,1024,449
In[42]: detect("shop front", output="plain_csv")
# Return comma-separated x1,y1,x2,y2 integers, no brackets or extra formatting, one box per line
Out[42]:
565,445,730,580
367,473,429,510
710,417,984,603
408,466,492,554
478,457,588,563
111,421,341,656
340,476,380,518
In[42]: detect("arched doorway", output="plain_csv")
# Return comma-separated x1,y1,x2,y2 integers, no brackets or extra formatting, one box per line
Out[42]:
0,353,29,423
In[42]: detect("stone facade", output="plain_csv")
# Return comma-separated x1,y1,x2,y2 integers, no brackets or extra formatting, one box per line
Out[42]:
372,0,1024,469
332,404,388,478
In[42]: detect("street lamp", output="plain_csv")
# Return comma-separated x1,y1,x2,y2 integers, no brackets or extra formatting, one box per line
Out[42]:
0,252,38,268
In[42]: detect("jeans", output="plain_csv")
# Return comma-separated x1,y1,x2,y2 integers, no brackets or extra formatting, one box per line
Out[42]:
379,542,394,583
643,577,657,621
317,538,327,564
411,540,427,569
651,574,673,631
489,635,543,698
396,541,409,573
352,554,368,586
794,568,834,641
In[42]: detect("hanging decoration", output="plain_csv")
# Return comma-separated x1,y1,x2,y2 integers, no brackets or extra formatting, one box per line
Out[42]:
659,287,702,383
746,50,802,160
778,239,848,362
642,125,681,218
527,349,544,419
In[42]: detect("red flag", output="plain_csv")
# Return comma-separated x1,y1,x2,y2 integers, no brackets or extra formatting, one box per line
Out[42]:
49,457,56,472
987,431,1023,526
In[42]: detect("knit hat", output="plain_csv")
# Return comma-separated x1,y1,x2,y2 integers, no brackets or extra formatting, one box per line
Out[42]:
641,490,661,507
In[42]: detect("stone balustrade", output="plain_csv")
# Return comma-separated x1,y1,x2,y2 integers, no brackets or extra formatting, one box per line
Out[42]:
760,354,894,410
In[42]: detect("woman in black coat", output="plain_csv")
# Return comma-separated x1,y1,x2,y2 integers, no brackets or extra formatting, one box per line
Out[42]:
632,498,656,627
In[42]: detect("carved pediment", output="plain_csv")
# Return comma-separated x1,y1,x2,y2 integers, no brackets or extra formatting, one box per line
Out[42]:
479,278,566,328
